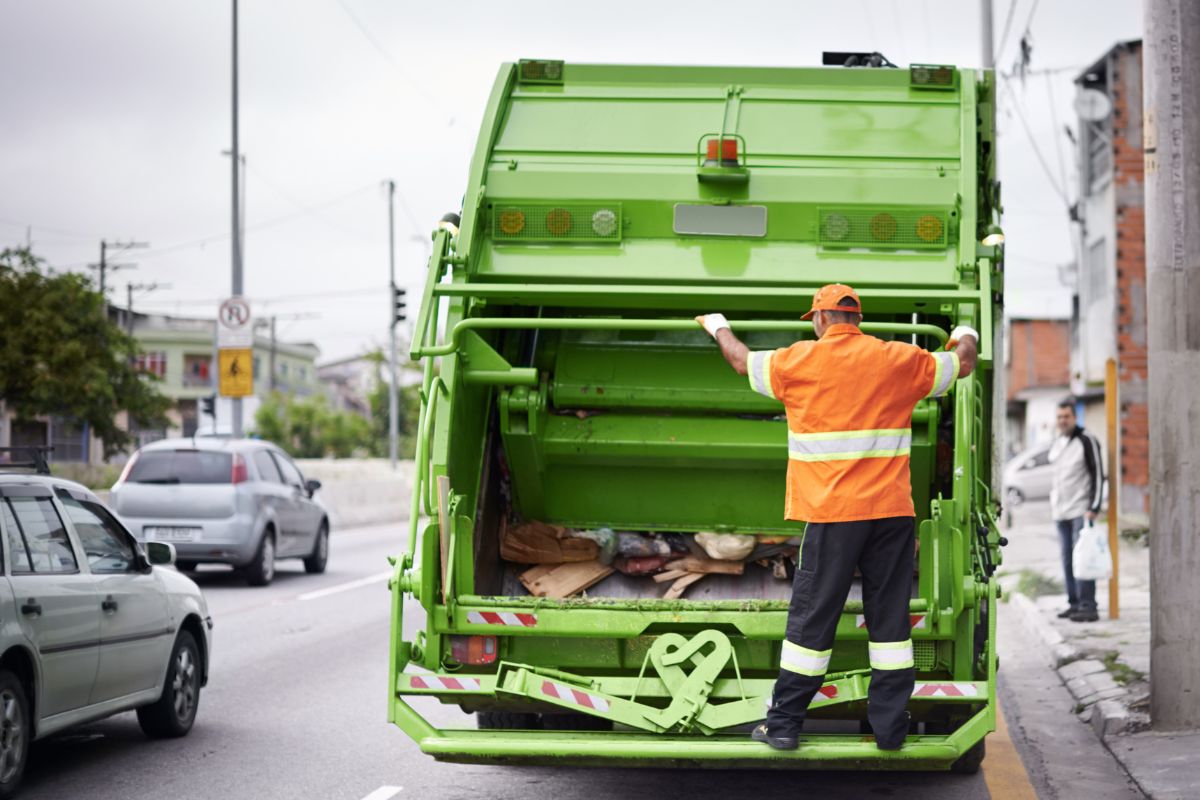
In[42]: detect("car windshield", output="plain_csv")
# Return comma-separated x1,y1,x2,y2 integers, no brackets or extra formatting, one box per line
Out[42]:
127,450,232,484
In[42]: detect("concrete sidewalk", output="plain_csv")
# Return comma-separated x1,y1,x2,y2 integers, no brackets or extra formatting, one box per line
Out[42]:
999,500,1198,799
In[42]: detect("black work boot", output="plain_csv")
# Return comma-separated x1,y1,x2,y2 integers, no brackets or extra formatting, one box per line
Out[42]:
1057,606,1079,619
752,723,799,751
1070,608,1099,622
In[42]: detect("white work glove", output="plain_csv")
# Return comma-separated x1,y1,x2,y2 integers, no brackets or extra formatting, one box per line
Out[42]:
695,313,731,338
947,325,979,350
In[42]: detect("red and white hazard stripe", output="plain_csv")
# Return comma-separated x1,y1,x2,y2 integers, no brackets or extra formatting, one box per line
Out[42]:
541,680,610,714
911,682,980,698
855,614,926,630
408,675,481,692
466,610,538,627
768,684,838,710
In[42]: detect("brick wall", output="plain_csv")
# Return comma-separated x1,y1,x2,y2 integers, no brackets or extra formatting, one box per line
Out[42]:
1007,319,1071,401
1111,44,1149,516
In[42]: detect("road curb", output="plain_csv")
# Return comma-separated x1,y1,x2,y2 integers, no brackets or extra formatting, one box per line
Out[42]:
1008,592,1131,739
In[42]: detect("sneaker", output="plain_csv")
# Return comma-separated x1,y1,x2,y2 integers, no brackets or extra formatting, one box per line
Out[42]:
1057,607,1079,619
1069,609,1099,622
751,723,798,751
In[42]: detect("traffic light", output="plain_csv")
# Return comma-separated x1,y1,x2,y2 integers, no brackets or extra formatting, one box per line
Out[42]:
201,394,216,417
392,286,407,326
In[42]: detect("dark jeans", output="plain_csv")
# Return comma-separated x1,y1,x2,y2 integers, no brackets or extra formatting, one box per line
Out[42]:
1057,517,1096,612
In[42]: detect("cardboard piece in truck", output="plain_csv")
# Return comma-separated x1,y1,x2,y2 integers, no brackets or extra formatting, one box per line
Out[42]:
519,560,614,598
500,519,599,564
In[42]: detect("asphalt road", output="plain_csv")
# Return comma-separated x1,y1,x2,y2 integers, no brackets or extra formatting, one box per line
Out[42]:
16,521,1143,800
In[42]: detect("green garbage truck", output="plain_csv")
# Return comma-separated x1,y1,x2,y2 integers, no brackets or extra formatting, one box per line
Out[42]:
388,56,1005,772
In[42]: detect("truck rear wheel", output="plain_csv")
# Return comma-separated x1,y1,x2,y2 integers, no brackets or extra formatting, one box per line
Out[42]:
950,739,986,774
476,711,541,730
541,713,613,731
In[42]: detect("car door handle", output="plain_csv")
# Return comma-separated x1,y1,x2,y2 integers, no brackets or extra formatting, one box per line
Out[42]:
20,601,41,616
101,595,118,613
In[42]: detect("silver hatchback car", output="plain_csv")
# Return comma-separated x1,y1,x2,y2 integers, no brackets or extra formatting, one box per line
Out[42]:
110,438,329,586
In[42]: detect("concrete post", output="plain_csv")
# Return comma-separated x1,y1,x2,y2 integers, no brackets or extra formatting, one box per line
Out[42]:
1144,0,1200,730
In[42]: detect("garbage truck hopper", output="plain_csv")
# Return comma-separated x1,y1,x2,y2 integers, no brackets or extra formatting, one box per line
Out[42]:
388,58,1006,772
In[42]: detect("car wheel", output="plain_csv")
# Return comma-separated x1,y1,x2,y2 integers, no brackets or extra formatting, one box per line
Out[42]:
243,529,276,587
0,670,30,799
303,521,329,575
138,630,201,738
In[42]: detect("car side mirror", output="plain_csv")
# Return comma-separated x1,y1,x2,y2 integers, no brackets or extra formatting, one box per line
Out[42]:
145,541,177,567
304,478,322,497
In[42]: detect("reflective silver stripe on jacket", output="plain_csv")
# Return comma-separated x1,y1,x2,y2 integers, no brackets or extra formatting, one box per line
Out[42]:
747,350,776,399
927,351,960,398
787,428,912,462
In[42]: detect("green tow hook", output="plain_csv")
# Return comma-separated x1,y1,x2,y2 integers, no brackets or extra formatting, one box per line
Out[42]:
648,629,734,732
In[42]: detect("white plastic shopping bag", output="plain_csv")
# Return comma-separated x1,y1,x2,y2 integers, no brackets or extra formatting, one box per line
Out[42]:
1073,520,1113,581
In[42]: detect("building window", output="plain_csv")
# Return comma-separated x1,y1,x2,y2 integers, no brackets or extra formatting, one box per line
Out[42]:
298,366,307,383
279,362,289,379
134,351,167,378
182,354,212,388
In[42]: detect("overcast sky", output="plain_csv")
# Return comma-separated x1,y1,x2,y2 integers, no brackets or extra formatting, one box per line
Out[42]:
1,0,1142,361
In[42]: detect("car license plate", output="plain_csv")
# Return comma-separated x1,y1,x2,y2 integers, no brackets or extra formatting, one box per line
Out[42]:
144,526,199,542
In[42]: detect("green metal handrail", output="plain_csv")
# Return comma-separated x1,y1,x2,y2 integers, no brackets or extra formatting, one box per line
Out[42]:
414,318,949,359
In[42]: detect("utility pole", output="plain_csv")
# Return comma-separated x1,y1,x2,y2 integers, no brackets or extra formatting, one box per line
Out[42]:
125,281,166,342
981,0,994,69
91,239,147,297
230,0,244,438
269,315,277,392
1144,0,1200,731
386,180,399,469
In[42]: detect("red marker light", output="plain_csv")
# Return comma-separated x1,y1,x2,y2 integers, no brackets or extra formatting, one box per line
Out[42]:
704,137,739,166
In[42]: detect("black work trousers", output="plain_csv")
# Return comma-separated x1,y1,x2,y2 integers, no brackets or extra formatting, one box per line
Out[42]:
765,516,916,747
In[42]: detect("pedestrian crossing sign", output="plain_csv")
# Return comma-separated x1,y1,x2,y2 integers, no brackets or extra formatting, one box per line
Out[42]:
218,348,253,397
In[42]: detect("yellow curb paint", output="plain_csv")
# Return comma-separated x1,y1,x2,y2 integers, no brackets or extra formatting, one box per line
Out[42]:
983,704,1039,799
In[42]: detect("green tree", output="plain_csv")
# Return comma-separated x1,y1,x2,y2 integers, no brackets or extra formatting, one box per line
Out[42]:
366,350,421,459
253,392,373,458
0,247,171,457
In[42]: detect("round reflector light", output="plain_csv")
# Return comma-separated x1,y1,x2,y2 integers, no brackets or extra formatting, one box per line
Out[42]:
915,214,943,243
870,213,897,241
591,208,617,237
545,208,572,236
823,213,850,241
498,210,525,235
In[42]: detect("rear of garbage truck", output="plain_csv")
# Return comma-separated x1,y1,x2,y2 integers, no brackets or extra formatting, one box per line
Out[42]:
388,58,1005,772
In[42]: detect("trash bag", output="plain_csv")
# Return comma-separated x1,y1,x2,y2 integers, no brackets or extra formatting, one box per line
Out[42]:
568,527,618,565
1072,520,1112,581
615,532,671,558
695,532,756,561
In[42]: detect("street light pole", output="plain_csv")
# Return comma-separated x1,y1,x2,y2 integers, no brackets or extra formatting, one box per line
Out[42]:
230,0,244,438
981,0,994,69
387,180,399,469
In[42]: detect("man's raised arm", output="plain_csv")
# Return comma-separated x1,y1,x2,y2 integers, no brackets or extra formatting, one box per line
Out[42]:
696,313,749,375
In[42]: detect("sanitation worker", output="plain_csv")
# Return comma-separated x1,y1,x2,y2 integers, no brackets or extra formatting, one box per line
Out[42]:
696,284,978,751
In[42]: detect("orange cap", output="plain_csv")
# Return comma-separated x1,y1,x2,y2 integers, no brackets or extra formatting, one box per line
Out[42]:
801,283,862,320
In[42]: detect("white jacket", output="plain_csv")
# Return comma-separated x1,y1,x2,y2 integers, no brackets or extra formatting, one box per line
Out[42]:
1049,426,1105,521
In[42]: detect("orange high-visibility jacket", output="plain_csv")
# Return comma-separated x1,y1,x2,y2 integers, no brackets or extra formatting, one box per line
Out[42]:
747,324,959,523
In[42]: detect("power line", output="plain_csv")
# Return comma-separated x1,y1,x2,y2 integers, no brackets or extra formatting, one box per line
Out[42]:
331,0,454,126
994,0,1021,64
133,183,377,263
999,78,1070,207
134,286,381,309
246,163,375,241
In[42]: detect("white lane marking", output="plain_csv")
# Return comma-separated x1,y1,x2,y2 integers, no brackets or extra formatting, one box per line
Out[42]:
297,571,393,602
360,787,402,800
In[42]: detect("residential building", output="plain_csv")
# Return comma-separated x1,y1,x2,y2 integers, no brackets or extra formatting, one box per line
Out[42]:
1005,317,1072,456
123,309,320,444
1069,39,1149,520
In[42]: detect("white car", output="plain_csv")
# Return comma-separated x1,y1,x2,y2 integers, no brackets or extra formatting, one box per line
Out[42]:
0,459,212,798
1002,445,1052,506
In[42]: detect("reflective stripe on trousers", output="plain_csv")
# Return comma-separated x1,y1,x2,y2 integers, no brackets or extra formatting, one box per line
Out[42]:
868,639,914,670
780,640,831,677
